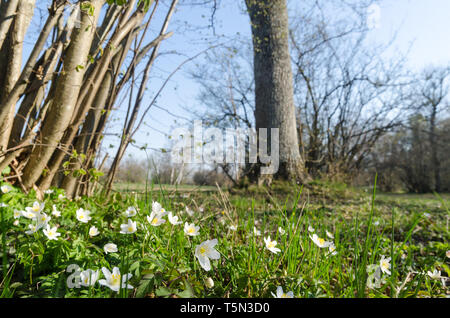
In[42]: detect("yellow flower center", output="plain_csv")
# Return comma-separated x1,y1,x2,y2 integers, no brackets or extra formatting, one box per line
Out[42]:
268,241,275,248
128,226,134,232
111,274,121,286
152,218,158,224
32,206,39,212
318,238,325,246
188,228,195,234
200,246,207,255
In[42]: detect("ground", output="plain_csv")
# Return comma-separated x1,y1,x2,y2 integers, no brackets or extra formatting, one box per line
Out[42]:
0,180,448,298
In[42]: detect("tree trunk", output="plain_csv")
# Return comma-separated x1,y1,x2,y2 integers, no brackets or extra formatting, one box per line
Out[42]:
245,0,309,183
21,0,104,190
0,0,35,150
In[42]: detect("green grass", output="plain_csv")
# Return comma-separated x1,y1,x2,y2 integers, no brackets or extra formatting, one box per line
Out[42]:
0,180,448,298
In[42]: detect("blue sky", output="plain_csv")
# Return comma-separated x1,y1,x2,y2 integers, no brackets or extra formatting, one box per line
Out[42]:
23,0,450,164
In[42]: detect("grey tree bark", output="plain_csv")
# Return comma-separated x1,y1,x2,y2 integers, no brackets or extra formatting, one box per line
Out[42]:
245,0,309,183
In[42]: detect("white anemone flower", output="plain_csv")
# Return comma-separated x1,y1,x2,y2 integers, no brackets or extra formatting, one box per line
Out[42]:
89,226,100,237
80,269,99,287
104,243,118,254
36,212,51,225
24,201,44,218
44,189,54,195
278,227,286,235
310,233,332,248
194,239,221,271
229,225,237,231
427,269,441,280
253,227,261,236
184,222,200,236
147,210,167,226
124,206,137,218
76,208,91,223
328,243,338,255
52,205,61,217
185,206,194,217
446,250,450,259
264,236,281,254
43,224,60,240
25,224,38,235
168,212,182,225
379,255,391,275
1,184,12,193
308,226,315,233
99,267,133,293
120,219,137,234
13,209,23,219
326,231,334,239
271,286,294,298
152,201,166,215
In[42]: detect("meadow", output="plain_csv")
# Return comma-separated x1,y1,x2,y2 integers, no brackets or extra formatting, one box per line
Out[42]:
0,179,449,298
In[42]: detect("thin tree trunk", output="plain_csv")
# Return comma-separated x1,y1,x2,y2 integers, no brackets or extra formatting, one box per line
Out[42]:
21,0,104,191
0,0,35,150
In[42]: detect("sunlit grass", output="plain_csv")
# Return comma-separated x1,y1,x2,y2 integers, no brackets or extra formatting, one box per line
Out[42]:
0,180,448,298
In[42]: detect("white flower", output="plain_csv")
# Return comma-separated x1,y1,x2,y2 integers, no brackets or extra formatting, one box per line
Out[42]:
120,219,137,234
76,208,91,223
24,201,44,217
205,277,214,289
89,226,100,237
1,184,12,193
229,225,237,231
124,206,137,218
184,222,200,236
58,194,66,200
328,243,337,255
185,206,194,217
264,236,281,254
25,224,38,235
253,226,261,236
423,212,431,218
0,203,8,207
44,189,54,194
43,224,60,240
52,205,61,217
99,267,133,293
326,231,334,239
271,286,294,298
366,264,384,289
104,243,118,254
36,212,51,225
194,239,220,271
310,234,332,248
147,210,167,226
278,227,286,235
152,201,166,214
80,269,99,287
168,212,182,225
427,269,441,280
379,255,391,275
446,250,450,258
13,209,23,219
308,226,315,233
